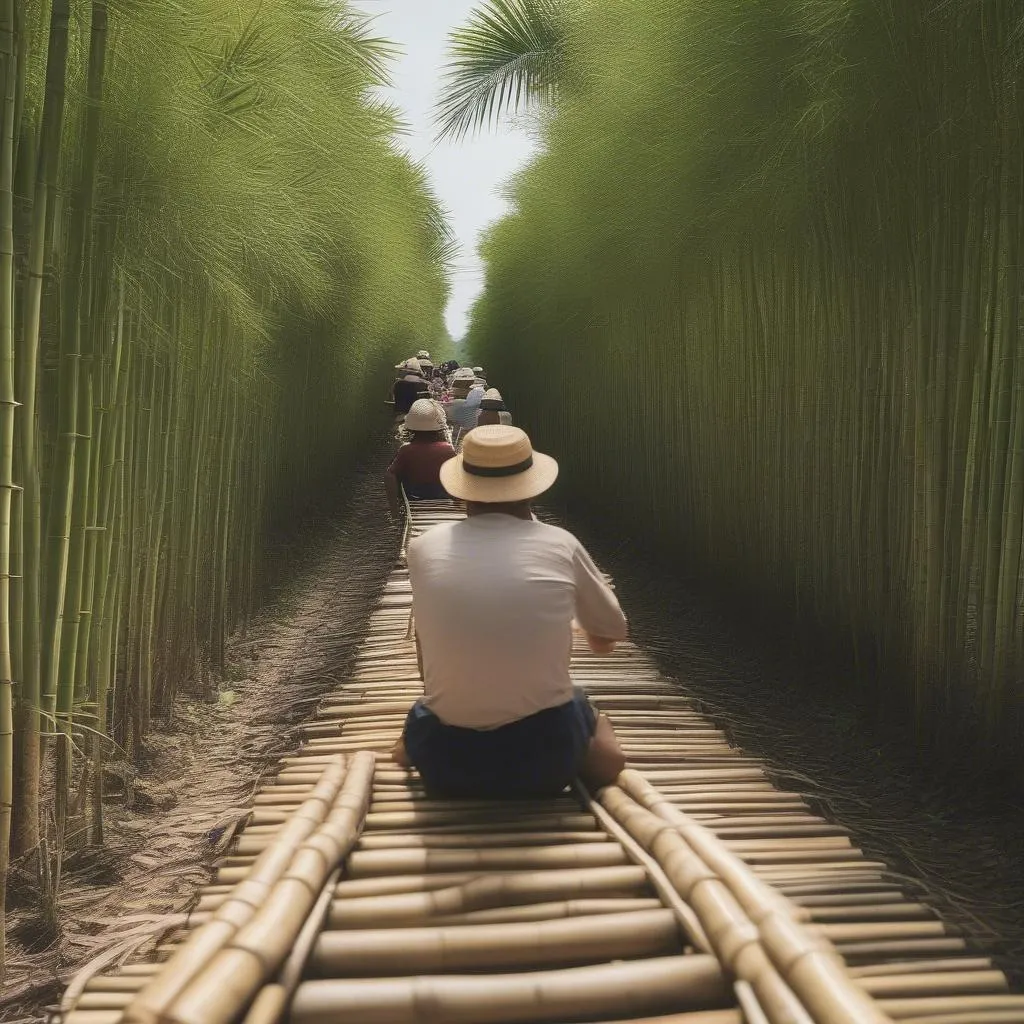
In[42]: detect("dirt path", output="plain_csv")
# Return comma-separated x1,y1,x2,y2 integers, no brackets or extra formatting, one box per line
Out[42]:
1,442,398,1023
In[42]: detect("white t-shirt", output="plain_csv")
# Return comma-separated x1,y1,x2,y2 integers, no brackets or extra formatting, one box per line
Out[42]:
407,514,628,729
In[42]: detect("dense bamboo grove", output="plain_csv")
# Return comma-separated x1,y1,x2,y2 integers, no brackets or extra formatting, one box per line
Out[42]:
467,1,1024,778
0,0,451,975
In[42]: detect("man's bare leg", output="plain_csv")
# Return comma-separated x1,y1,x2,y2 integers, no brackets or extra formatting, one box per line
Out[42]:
579,713,626,790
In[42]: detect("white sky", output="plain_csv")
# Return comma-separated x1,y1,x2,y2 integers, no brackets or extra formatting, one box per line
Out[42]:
351,0,537,342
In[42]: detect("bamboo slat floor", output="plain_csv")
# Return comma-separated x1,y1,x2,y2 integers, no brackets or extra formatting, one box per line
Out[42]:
60,500,1024,1024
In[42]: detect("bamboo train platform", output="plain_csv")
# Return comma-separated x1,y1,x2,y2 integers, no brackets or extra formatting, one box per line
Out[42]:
59,499,1024,1024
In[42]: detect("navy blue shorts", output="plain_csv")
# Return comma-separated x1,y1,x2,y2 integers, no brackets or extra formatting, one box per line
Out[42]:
403,688,597,799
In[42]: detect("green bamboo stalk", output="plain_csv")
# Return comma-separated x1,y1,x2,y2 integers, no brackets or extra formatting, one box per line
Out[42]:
85,274,126,844
137,342,160,734
0,0,18,983
13,0,70,859
50,0,109,854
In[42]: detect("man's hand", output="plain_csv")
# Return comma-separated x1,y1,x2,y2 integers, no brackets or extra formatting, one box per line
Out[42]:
573,619,617,654
586,634,618,655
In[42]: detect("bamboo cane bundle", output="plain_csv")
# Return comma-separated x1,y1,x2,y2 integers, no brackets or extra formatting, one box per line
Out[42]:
120,754,371,1024
160,753,375,1024
597,783,892,1024
117,756,347,1024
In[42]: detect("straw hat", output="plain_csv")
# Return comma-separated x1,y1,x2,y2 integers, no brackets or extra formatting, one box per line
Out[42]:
452,367,476,381
440,425,558,503
480,388,506,411
417,350,431,360
404,399,446,432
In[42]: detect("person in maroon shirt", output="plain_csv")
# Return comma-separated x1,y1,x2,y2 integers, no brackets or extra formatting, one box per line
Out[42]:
386,399,456,516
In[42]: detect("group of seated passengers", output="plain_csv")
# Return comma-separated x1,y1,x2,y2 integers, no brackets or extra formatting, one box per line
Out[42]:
384,351,629,800
386,353,512,516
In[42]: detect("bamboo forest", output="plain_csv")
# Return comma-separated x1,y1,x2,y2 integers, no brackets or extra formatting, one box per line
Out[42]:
3,0,1024,1021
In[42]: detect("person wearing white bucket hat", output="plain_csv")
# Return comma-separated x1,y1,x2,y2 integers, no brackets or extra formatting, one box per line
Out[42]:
393,425,628,797
385,399,455,515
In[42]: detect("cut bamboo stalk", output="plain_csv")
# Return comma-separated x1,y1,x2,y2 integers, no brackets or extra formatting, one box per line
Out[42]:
310,908,681,974
876,995,1024,1017
356,831,609,849
424,897,665,925
598,783,892,1024
848,958,994,978
162,752,375,1024
858,971,1007,998
345,843,629,877
290,954,731,1024
556,1013,742,1024
120,756,355,1024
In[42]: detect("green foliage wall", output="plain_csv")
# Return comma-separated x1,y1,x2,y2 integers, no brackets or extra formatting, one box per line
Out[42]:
1,0,450,966
470,0,1024,774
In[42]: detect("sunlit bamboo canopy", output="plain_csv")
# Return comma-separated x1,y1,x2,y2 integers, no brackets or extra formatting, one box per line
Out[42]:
465,0,1024,777
0,0,452,977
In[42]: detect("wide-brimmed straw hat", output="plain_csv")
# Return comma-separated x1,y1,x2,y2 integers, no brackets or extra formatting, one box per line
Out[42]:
440,425,558,503
404,399,446,432
417,350,431,360
452,367,476,381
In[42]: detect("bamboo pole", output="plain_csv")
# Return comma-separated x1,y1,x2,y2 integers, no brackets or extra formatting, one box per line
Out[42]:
311,908,681,974
12,0,70,859
120,755,349,1024
160,752,376,1024
598,778,893,1024
0,0,15,981
290,954,731,1024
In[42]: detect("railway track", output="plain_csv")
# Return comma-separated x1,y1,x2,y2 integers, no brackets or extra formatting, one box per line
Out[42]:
61,500,1024,1024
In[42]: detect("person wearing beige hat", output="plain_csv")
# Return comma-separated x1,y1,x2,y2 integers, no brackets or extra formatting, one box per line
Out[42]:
391,358,428,415
416,349,434,377
469,388,512,430
392,425,628,797
385,399,455,516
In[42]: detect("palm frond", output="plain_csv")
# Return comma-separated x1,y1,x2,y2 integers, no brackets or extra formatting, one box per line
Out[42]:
435,0,566,142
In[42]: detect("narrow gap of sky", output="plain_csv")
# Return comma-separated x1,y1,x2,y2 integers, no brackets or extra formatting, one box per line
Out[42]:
350,0,537,343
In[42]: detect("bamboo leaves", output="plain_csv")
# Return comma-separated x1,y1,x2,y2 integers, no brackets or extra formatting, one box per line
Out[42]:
1,0,451,978
435,0,568,141
467,0,1024,781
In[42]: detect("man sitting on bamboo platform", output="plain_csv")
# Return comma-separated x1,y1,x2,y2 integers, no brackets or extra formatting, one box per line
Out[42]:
392,425,628,798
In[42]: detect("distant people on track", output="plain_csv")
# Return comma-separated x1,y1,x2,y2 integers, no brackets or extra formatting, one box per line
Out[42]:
385,399,456,515
392,359,429,415
392,425,628,797
445,372,486,445
474,388,512,429
417,349,435,377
